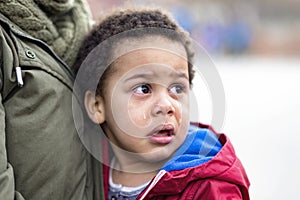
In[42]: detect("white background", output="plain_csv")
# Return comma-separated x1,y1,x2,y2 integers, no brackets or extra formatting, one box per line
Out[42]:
191,56,300,200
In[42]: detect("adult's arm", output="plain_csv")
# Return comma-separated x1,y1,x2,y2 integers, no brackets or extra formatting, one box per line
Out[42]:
0,95,14,200
0,24,26,200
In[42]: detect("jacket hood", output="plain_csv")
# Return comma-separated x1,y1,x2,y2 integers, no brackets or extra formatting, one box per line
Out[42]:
141,122,250,199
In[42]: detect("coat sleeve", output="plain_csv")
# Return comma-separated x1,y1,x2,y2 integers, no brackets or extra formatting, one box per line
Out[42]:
0,25,25,200
192,179,245,200
0,95,14,200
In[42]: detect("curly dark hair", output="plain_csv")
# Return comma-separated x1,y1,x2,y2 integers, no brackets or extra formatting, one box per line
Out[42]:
74,7,195,96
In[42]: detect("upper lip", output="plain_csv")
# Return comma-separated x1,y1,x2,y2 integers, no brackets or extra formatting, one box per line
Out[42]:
149,124,175,136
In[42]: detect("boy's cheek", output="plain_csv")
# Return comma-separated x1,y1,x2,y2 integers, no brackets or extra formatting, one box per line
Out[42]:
128,108,150,128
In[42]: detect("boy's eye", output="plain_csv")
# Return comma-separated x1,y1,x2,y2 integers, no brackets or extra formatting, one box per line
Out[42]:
169,85,185,94
134,84,151,94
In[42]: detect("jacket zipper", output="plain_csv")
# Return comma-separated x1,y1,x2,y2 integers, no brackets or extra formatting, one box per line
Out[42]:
1,25,24,87
139,170,167,200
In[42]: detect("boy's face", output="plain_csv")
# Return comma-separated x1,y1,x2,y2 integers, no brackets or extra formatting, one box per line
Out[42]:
89,40,190,165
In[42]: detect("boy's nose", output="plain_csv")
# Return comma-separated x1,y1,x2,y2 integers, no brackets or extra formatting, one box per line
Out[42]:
151,95,175,116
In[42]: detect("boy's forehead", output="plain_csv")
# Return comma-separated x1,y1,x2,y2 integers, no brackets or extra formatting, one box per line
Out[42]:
112,35,187,61
112,46,189,76
111,47,189,83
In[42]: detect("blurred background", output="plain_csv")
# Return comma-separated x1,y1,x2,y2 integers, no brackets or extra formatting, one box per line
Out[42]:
87,0,300,199
88,0,300,56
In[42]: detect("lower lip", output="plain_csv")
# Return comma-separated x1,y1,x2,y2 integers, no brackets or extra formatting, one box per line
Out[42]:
148,134,174,144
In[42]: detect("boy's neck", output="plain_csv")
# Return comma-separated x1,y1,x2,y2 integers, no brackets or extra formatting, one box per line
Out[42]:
112,168,156,187
111,157,164,187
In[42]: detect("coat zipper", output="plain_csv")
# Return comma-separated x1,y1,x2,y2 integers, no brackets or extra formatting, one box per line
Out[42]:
1,25,24,87
139,170,167,200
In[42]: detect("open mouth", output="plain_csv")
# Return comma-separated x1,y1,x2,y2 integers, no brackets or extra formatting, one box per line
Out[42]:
148,124,175,144
153,128,174,137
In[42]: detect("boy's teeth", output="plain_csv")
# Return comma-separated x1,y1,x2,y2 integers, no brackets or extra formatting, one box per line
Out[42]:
156,130,171,136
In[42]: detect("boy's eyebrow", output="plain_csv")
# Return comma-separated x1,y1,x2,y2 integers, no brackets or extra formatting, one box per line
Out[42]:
125,71,189,82
173,72,189,80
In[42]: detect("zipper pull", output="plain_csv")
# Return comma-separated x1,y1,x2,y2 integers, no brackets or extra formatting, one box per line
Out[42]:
16,66,24,87
139,170,167,200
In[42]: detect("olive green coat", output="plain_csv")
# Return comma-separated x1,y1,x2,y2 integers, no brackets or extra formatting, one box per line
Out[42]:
0,13,103,200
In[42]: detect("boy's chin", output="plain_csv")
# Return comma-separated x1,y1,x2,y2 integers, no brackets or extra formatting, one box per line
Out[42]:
127,157,170,174
138,149,175,165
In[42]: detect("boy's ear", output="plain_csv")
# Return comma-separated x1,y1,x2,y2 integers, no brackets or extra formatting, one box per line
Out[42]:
84,91,105,124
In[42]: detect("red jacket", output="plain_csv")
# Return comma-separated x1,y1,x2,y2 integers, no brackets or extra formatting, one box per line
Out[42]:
102,123,250,199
